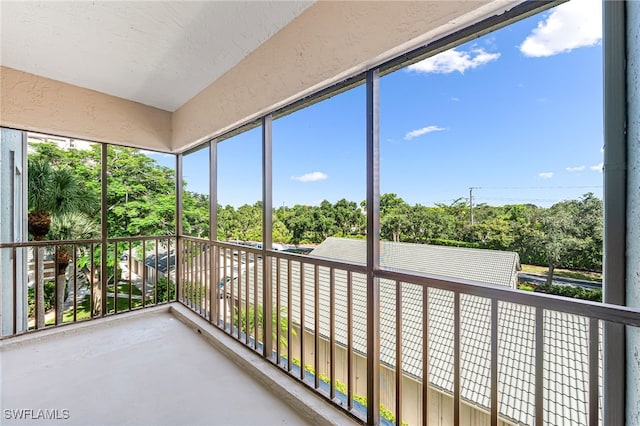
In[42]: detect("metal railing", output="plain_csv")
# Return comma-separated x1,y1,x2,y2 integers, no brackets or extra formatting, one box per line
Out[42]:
177,237,640,426
0,236,176,337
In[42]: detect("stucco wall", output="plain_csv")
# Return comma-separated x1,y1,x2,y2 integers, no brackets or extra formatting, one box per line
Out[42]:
626,1,640,424
171,0,500,152
290,328,513,426
0,66,172,151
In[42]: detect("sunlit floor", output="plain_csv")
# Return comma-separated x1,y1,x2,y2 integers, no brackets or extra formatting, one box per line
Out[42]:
1,304,352,426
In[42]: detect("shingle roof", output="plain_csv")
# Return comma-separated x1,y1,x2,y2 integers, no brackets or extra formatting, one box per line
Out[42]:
310,238,521,288
242,238,601,425
245,238,595,425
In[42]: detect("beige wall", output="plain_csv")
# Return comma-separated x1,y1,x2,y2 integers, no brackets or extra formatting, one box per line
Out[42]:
171,0,496,152
0,66,172,151
290,328,514,426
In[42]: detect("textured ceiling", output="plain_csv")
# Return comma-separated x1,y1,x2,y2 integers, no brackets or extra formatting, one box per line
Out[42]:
0,1,314,111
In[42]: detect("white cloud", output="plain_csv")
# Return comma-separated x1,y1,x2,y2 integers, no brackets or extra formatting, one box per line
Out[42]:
450,97,460,102
519,0,602,57
141,149,172,157
591,162,603,172
407,48,500,74
291,171,328,182
404,126,445,140
566,165,585,172
539,172,554,179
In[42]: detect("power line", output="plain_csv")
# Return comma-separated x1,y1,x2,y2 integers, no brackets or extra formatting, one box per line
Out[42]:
474,185,602,190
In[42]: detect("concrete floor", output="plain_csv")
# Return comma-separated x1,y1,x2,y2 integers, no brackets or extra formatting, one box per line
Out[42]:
0,305,356,426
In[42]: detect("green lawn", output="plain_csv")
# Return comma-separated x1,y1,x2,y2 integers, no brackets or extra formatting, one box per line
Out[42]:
521,264,602,283
43,296,145,326
108,283,143,296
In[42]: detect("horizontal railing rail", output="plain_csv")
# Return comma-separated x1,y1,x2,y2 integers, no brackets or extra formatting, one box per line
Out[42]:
376,267,640,327
0,236,177,339
0,238,102,249
177,238,637,426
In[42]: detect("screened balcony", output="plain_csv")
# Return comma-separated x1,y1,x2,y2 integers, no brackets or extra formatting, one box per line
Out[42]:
2,1,640,426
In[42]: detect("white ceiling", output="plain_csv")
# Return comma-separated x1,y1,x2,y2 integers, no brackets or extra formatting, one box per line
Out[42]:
0,1,314,111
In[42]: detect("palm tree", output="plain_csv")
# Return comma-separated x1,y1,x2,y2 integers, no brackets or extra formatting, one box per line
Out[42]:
49,212,100,324
28,159,92,327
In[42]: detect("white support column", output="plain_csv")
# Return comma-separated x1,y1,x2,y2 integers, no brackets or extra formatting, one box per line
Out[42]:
626,1,640,424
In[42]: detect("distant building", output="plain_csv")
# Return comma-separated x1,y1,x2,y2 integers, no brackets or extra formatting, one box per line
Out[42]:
281,238,592,425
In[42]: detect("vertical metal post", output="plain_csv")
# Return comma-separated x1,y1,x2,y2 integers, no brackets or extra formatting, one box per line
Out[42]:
422,286,429,426
210,139,218,323
246,251,251,344
72,245,77,322
348,271,354,411
101,144,108,317
603,1,627,424
589,318,600,426
366,68,381,426
128,241,132,309
262,115,273,359
154,239,159,306
12,247,18,333
230,247,235,334
167,238,173,302
223,247,228,328
300,263,306,380
55,245,59,324
236,249,242,336
330,268,336,400
453,292,460,426
176,153,183,302
491,300,499,426
142,240,146,308
254,252,259,350
276,258,281,363
287,258,292,371
314,264,320,389
199,242,204,315
213,244,220,324
89,244,95,317
35,246,43,328
113,243,118,314
210,139,217,242
535,307,544,426
395,281,403,426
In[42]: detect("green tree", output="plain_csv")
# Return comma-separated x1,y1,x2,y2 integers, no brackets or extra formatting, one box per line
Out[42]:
235,203,262,241
333,198,365,237
27,158,92,326
380,194,410,242
539,204,582,285
48,212,100,324
571,193,603,271
29,142,177,238
106,146,176,237
311,201,338,242
217,204,239,241
282,205,314,245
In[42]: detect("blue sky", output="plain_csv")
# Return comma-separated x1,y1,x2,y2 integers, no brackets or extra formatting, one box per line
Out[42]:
150,0,604,209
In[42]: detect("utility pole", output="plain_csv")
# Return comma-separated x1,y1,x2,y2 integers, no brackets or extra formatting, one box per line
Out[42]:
469,187,480,226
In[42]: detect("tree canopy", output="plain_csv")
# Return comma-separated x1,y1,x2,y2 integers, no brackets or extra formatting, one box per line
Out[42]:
29,141,603,272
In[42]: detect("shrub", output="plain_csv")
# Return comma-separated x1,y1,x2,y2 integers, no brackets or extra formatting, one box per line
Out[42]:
28,281,56,317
